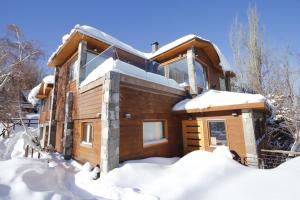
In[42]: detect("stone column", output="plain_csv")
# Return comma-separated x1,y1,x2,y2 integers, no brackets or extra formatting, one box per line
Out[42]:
77,40,87,87
63,92,73,160
100,71,120,173
48,67,59,147
187,47,197,96
241,109,258,167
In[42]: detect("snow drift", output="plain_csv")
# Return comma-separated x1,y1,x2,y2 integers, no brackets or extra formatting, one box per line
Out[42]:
1,127,300,200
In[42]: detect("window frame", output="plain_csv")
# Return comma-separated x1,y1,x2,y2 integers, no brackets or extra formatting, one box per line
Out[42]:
142,120,168,148
194,60,209,91
81,122,94,147
207,120,228,147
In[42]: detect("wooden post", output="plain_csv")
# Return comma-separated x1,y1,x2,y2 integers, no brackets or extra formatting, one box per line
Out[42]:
31,148,34,158
187,47,198,96
25,145,29,157
63,92,73,160
48,67,59,147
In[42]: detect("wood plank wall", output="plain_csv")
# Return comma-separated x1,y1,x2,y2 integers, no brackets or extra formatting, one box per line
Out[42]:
39,95,51,124
119,83,185,161
180,110,247,159
72,81,103,166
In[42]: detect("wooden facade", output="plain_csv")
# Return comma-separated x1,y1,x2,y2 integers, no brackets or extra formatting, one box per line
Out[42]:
42,26,267,170
119,77,186,161
181,110,247,159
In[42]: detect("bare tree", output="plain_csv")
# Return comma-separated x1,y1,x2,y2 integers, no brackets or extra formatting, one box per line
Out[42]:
0,24,44,137
230,4,264,93
230,5,300,151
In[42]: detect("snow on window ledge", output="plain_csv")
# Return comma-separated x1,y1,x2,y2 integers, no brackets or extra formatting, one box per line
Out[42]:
143,138,168,148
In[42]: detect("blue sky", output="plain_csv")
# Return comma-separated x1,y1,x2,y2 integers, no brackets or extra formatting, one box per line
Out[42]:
1,0,300,73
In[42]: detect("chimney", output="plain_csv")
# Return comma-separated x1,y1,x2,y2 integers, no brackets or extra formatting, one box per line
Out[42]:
151,41,159,53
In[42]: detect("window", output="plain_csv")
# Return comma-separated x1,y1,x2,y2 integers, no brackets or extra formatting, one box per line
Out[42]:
84,52,106,78
219,77,226,91
168,58,189,85
143,121,166,145
69,60,78,82
208,121,227,146
82,123,93,145
195,61,208,90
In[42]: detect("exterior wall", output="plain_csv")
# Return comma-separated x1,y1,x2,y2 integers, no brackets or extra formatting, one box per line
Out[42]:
182,110,247,159
39,95,52,124
119,80,185,162
72,81,103,166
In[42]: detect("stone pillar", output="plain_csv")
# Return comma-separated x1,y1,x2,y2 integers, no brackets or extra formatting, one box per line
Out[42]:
242,109,258,167
77,40,87,87
100,71,120,173
187,48,197,96
48,67,59,147
63,92,73,160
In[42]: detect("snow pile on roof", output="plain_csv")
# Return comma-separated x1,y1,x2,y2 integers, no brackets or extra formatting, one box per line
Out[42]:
27,75,54,105
49,25,232,72
173,89,266,111
80,57,184,90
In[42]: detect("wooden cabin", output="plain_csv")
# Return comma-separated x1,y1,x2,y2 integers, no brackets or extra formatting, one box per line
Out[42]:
41,25,267,172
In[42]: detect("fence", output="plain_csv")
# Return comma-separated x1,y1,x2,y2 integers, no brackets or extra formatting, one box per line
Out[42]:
243,149,300,169
24,145,41,159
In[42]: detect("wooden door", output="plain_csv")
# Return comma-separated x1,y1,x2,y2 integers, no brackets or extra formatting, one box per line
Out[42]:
182,120,205,154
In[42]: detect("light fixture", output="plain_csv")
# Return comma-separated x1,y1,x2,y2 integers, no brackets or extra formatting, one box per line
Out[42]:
232,112,238,117
124,112,131,119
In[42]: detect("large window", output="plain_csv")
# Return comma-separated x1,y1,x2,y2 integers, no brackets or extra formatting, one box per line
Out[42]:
143,121,166,145
195,61,208,90
208,121,227,146
69,60,78,82
82,123,93,145
168,58,189,85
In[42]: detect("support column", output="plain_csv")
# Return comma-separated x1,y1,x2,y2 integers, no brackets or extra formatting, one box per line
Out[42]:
100,71,120,173
187,47,197,96
77,40,87,87
242,109,258,167
63,92,73,160
48,67,59,147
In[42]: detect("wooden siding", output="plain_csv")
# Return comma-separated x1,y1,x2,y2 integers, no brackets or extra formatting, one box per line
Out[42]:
193,110,246,157
180,110,247,159
39,95,51,124
72,119,101,166
119,82,185,162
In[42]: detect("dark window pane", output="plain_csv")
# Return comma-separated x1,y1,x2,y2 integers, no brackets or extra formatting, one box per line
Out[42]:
209,121,227,146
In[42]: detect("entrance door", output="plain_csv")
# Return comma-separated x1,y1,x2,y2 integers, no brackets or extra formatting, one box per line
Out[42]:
182,120,205,154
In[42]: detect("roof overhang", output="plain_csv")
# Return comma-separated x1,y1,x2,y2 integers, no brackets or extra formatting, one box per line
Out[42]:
36,82,53,99
48,31,110,67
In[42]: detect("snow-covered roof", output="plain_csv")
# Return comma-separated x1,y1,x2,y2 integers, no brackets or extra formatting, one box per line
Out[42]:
27,75,54,105
48,25,232,72
172,90,266,112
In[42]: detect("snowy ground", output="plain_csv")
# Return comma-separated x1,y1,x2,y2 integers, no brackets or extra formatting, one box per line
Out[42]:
1,125,300,200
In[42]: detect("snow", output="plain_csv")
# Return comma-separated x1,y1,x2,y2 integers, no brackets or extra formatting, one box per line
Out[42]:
27,75,54,105
48,25,232,73
2,125,300,200
80,57,184,90
173,89,266,111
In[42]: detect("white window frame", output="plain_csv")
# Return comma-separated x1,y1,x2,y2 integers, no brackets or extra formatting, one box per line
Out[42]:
81,123,93,146
143,120,168,147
